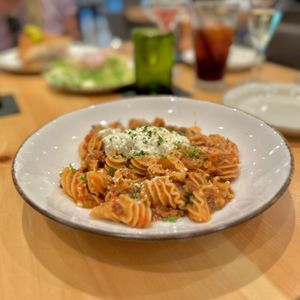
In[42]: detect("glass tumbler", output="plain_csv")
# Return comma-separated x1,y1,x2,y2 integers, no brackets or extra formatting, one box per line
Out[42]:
132,27,174,94
190,1,239,89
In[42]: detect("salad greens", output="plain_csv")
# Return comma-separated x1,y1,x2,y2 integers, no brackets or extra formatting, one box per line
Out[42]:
44,56,134,90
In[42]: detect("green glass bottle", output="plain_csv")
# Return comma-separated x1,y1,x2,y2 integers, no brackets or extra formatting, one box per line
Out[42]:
132,27,174,94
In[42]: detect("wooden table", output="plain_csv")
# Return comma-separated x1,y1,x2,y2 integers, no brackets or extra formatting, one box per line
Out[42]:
0,61,300,300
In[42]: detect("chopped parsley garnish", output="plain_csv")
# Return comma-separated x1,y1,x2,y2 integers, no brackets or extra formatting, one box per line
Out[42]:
187,146,200,158
143,140,148,144
198,157,206,165
160,154,167,158
185,195,194,206
79,175,87,183
147,131,152,138
69,163,76,172
130,184,141,199
157,136,163,146
184,191,194,206
162,216,177,222
136,149,147,156
173,141,181,148
129,133,137,139
177,129,186,136
128,129,137,139
108,167,116,176
132,184,141,193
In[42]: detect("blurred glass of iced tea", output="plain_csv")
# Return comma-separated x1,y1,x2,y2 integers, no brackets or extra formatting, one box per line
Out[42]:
190,1,239,89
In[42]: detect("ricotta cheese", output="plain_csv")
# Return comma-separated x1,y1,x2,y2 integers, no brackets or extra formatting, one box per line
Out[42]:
99,126,190,158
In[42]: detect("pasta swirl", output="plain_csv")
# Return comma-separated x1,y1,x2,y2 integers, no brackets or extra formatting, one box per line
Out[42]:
86,169,110,196
141,176,185,209
147,156,186,182
60,167,100,208
186,189,211,222
104,153,127,173
91,194,152,228
130,155,158,176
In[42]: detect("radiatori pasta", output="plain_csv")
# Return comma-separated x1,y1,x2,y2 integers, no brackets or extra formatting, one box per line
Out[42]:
59,118,239,228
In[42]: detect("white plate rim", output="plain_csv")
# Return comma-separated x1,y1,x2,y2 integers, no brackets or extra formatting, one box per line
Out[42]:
11,97,294,240
223,82,300,136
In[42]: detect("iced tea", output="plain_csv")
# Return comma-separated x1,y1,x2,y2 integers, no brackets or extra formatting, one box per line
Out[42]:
193,25,234,81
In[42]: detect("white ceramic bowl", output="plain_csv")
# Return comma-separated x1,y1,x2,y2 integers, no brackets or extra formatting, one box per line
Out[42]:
12,97,293,239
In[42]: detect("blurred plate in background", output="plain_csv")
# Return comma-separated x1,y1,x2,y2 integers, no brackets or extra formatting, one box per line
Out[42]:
0,47,40,74
224,83,300,136
0,43,100,74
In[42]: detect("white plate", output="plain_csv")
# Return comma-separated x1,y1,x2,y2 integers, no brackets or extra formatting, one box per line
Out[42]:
12,97,293,239
0,47,34,74
224,83,300,136
0,43,102,74
181,45,256,71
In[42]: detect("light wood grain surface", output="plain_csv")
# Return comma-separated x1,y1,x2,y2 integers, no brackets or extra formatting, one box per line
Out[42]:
0,60,300,300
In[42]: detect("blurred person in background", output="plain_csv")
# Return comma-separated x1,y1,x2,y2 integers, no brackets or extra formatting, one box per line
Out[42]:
0,0,79,51
0,0,21,50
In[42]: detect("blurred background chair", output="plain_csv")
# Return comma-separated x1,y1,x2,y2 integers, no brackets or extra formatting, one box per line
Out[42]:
266,2,300,70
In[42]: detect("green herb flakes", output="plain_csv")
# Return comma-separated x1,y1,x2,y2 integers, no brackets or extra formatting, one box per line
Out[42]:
69,163,76,172
187,146,200,158
162,216,177,222
157,136,163,146
136,150,147,156
130,184,141,199
185,195,194,206
173,141,181,147
79,175,87,183
198,157,206,165
108,167,116,176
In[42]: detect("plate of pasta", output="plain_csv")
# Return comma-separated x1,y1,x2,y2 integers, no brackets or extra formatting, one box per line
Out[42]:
12,97,293,239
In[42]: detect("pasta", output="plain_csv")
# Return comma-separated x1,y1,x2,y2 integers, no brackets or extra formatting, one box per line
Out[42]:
59,118,240,228
141,176,185,209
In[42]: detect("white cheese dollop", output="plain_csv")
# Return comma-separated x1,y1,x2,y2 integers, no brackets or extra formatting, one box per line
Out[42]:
99,126,190,158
